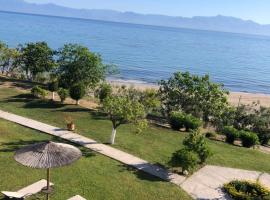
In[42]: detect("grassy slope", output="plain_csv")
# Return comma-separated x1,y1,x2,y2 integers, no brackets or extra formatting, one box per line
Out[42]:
0,119,191,200
0,83,270,174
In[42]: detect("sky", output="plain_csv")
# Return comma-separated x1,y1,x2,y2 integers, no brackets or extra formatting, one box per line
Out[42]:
24,0,270,24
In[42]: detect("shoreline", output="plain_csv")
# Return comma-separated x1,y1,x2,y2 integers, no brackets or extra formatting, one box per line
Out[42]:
108,80,270,107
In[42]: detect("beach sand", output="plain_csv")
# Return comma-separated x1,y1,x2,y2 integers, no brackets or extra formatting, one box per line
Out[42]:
109,80,270,107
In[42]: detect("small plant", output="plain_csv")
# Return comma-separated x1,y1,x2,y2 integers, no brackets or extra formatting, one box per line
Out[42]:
222,126,239,144
69,83,86,105
224,180,270,200
31,86,48,98
184,114,202,131
169,111,185,130
58,88,69,104
239,131,259,148
170,149,199,173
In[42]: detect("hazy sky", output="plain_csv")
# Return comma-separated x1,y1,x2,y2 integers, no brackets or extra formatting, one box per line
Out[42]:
24,0,270,24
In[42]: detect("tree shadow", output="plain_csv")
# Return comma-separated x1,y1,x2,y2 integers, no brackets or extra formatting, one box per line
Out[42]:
2,93,37,103
58,107,90,113
23,100,66,109
118,163,171,182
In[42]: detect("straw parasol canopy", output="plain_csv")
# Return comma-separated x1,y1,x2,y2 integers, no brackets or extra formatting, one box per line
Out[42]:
14,141,82,200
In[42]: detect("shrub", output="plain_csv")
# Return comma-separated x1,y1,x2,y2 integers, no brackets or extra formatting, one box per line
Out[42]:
184,114,202,131
258,130,270,146
183,130,212,163
170,149,199,173
96,83,112,103
222,126,239,144
69,83,86,105
224,180,270,200
205,132,217,139
31,86,47,98
169,111,185,130
58,88,69,103
239,131,259,148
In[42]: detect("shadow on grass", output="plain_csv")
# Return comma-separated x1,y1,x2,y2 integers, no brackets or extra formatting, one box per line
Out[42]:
118,163,170,183
23,100,66,109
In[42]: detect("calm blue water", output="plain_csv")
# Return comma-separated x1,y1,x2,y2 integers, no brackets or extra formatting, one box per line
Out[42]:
1,11,270,93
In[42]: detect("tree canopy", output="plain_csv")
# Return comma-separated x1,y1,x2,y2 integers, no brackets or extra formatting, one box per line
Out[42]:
159,71,229,125
18,42,55,80
57,44,106,89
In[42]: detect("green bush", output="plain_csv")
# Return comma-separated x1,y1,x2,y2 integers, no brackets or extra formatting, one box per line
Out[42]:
169,111,185,130
183,131,212,163
57,88,69,103
258,131,270,146
48,81,59,92
69,83,86,105
170,149,199,173
240,131,259,148
222,126,239,144
169,111,202,131
31,86,47,98
224,180,270,200
96,83,112,103
184,114,202,131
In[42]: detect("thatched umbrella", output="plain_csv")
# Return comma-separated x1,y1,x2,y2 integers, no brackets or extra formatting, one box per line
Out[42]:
14,141,82,200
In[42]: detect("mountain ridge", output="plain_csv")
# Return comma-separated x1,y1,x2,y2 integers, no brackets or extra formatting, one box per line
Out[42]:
1,0,270,36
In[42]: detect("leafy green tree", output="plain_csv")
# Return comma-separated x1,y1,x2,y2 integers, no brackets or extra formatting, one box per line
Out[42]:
18,42,55,81
57,88,69,104
48,81,59,100
96,82,112,103
57,44,106,89
102,93,147,145
69,84,86,105
159,72,229,126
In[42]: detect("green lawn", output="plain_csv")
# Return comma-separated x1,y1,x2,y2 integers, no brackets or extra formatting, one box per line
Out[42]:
0,119,191,200
0,82,270,175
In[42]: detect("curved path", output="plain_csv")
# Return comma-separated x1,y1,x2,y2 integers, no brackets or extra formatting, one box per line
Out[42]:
0,110,270,200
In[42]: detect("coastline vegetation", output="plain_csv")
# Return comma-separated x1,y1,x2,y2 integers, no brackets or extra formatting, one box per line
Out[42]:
1,40,270,175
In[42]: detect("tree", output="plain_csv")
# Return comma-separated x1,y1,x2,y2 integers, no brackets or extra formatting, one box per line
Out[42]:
57,44,106,89
18,42,55,81
69,84,86,105
96,82,112,103
183,131,212,163
57,88,69,104
102,94,147,145
48,81,59,100
159,71,229,126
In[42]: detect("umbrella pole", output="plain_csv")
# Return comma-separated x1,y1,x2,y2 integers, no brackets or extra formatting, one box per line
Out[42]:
46,168,50,200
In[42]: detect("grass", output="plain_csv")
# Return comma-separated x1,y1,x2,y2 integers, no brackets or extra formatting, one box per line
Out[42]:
0,119,191,200
0,80,270,175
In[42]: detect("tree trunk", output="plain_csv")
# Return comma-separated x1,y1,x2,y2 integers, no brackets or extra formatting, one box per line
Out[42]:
76,100,80,105
52,92,55,101
110,128,117,145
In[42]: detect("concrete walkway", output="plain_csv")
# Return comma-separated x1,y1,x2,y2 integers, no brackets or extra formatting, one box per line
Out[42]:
0,110,186,185
181,165,270,200
1,110,270,200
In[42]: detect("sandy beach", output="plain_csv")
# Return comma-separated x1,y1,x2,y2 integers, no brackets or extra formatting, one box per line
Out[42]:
109,80,270,107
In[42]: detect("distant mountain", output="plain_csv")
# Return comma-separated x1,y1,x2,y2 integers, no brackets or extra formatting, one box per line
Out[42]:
1,0,270,36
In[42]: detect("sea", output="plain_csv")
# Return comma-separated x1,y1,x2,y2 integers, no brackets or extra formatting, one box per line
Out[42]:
1,11,270,94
